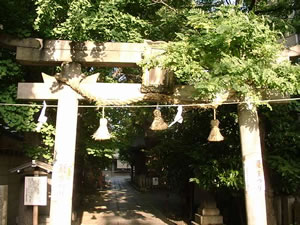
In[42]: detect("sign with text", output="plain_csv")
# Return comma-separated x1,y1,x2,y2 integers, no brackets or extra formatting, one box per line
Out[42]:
24,176,47,206
244,158,265,193
152,177,159,186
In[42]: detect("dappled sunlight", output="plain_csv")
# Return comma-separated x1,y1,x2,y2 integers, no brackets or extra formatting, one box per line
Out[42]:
78,173,178,225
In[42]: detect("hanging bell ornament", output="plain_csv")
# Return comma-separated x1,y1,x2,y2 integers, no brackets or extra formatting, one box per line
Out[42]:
207,119,224,142
150,109,168,130
92,118,111,140
207,108,224,142
92,107,111,141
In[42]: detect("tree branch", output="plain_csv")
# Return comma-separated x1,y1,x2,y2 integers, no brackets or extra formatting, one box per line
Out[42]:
151,0,177,12
248,0,256,11
254,3,300,15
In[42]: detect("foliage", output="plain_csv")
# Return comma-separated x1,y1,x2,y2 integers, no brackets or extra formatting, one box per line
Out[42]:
0,88,38,132
0,0,36,37
186,106,244,191
0,51,57,161
76,107,138,170
141,6,300,101
252,0,299,33
127,106,244,192
25,122,56,161
0,56,39,132
34,0,149,41
263,101,300,194
0,59,22,80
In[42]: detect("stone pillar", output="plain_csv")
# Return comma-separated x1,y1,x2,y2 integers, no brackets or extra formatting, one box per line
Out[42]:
192,190,223,225
50,63,80,225
194,206,223,225
238,103,267,225
0,185,8,225
141,40,174,94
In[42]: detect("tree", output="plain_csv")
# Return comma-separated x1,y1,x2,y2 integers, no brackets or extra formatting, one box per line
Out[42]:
262,101,300,194
0,0,191,161
142,5,300,101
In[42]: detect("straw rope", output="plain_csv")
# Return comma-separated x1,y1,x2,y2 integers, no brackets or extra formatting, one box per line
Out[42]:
54,75,212,107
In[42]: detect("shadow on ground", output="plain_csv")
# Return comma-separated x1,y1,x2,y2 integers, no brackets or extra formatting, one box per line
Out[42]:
75,173,187,225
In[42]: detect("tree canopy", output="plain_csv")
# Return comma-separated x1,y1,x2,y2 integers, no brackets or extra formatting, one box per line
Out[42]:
142,5,300,101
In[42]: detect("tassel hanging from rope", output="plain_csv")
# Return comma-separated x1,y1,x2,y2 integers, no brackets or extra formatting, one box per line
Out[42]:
92,107,111,140
150,107,168,130
208,108,224,142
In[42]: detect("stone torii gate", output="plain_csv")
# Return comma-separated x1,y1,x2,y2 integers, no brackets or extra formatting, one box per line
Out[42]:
15,39,221,225
2,35,294,225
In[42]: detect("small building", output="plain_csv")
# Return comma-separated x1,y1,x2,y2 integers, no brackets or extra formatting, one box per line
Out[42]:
10,160,52,225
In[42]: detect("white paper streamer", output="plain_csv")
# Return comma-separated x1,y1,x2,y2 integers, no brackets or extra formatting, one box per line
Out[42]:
36,101,48,132
168,105,183,127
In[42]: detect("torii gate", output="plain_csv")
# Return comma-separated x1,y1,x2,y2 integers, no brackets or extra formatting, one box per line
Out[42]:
2,35,297,225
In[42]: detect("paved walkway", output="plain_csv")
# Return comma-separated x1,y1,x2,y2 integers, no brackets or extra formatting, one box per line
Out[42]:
79,173,186,225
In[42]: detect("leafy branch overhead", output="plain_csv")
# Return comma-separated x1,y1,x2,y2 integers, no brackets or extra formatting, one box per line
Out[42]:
141,6,300,101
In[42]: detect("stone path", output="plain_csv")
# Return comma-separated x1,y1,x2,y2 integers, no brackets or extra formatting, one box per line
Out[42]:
79,173,186,225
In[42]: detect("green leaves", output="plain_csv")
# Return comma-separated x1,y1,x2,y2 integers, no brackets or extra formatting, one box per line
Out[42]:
34,0,150,42
268,155,300,194
142,5,300,101
0,59,22,81
262,101,300,194
0,56,52,160
39,123,55,148
0,0,36,37
0,85,39,132
86,147,115,159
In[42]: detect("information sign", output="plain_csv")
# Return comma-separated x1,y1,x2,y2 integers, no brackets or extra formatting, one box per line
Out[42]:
24,176,47,206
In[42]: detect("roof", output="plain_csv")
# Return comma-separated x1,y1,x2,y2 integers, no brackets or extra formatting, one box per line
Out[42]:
10,160,52,173
285,34,300,48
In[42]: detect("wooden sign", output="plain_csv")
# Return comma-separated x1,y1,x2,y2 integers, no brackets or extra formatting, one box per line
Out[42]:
24,176,47,206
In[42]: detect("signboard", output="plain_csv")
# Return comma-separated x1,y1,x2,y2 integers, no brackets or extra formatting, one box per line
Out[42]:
152,177,159,186
117,160,130,169
244,158,265,193
24,176,47,206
